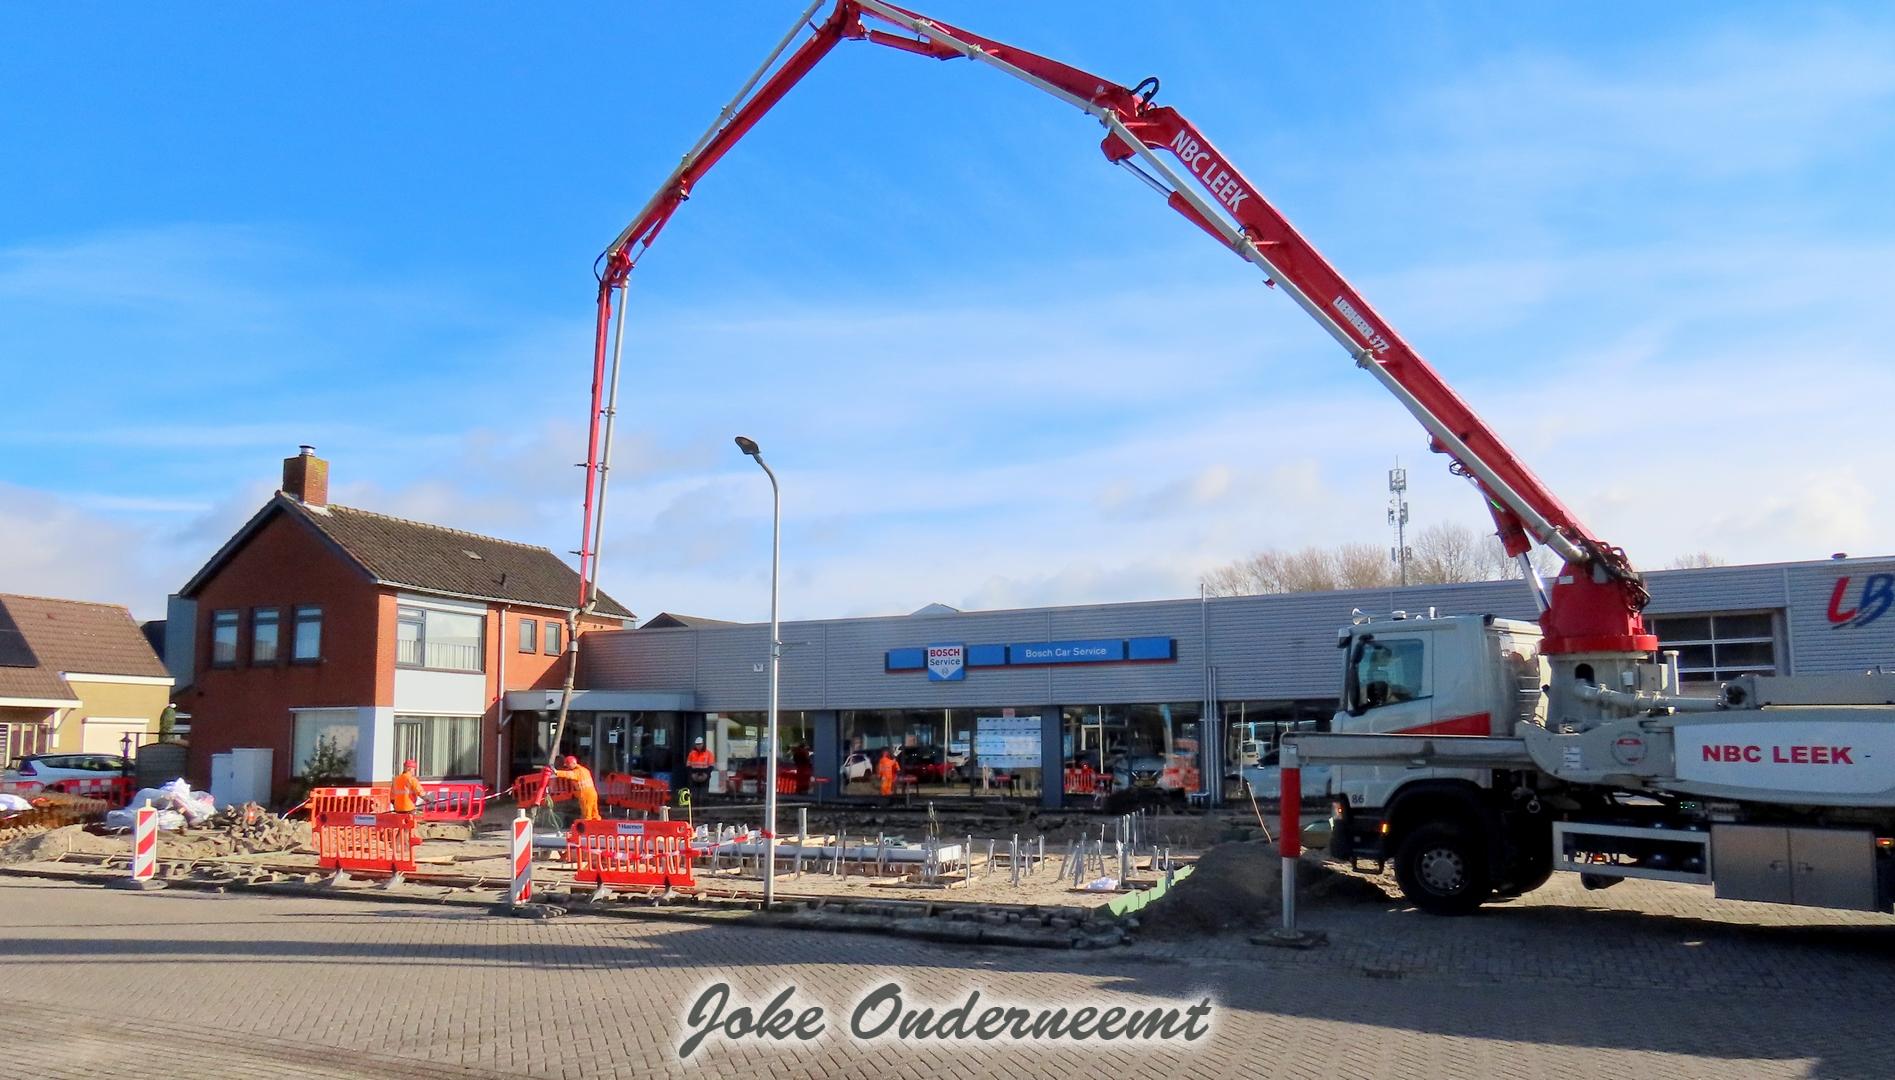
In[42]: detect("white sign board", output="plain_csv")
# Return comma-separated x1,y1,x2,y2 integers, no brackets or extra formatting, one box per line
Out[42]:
1674,720,1895,797
974,716,1040,770
927,644,966,682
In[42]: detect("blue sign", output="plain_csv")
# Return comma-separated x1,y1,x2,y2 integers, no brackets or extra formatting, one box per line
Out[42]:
886,636,1175,675
1008,638,1123,665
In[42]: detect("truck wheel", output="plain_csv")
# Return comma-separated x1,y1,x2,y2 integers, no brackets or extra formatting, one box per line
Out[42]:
1393,822,1489,916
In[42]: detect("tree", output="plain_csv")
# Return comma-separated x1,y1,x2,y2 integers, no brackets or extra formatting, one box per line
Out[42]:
1668,551,1727,570
1411,522,1483,584
1203,522,1565,597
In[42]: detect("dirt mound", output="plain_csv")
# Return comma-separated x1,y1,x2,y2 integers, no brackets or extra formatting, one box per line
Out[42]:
1141,842,1391,938
0,825,85,865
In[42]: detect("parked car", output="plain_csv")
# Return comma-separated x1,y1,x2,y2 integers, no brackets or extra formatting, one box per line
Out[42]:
4,753,128,785
841,751,874,783
896,746,954,784
1109,752,1168,793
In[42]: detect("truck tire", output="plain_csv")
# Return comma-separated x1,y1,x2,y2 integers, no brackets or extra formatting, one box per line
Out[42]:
1393,822,1489,915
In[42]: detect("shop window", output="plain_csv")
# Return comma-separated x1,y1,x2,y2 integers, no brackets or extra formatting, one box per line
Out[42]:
1648,611,1779,682
1060,702,1202,796
210,610,239,667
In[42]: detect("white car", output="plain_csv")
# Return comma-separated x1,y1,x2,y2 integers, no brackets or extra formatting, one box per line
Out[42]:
4,753,129,787
841,751,874,782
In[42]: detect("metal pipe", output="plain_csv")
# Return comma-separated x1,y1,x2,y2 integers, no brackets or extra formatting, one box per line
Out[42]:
606,0,827,257
1573,682,1724,713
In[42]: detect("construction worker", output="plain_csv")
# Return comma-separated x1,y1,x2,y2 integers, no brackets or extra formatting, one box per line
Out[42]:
876,748,900,799
391,758,426,816
685,736,715,798
553,754,601,821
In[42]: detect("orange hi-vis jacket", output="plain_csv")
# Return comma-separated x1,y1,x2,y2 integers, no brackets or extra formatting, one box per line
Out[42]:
391,771,426,813
555,764,601,821
876,753,900,796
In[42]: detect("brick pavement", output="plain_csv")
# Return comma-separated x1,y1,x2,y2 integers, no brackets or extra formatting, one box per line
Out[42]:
0,875,1890,1078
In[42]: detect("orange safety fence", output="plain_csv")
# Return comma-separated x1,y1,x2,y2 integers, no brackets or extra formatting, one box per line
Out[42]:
44,776,137,804
566,819,696,891
308,786,391,816
599,773,670,817
511,771,582,807
0,779,45,798
1063,768,1110,796
313,811,417,875
419,781,487,822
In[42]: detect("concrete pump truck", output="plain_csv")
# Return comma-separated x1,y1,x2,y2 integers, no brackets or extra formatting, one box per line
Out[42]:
565,1,1895,917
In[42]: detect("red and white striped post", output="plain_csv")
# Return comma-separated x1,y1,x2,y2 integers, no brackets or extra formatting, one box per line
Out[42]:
509,809,533,906
108,800,166,891
1278,749,1301,933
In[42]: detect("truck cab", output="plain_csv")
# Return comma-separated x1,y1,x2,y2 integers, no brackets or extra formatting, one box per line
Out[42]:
1327,611,1555,913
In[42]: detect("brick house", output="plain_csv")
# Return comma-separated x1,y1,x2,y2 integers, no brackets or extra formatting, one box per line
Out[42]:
0,594,173,767
170,448,633,798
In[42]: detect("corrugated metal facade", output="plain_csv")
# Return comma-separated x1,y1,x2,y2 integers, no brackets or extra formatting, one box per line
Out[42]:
579,557,1895,711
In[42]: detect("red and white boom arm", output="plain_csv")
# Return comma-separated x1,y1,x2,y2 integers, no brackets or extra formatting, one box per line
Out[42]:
576,0,1657,657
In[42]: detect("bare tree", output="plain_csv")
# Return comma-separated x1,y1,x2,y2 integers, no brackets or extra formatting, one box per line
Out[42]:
1204,523,1568,596
1668,551,1727,570
1411,522,1483,584
1334,542,1397,589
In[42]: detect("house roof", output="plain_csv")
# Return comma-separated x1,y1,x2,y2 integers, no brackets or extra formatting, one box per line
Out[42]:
0,594,169,704
640,612,743,630
181,495,635,619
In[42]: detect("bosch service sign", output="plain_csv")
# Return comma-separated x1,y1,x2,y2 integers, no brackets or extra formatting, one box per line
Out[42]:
926,644,966,682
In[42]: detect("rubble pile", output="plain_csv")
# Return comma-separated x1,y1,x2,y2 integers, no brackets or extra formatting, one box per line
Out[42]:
203,804,312,855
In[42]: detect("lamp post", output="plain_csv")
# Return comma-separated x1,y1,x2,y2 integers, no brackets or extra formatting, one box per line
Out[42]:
734,435,781,907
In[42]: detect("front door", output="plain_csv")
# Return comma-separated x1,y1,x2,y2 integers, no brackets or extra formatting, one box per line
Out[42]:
597,712,632,774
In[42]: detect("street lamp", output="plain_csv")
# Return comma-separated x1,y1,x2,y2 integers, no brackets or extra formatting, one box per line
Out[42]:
734,435,782,907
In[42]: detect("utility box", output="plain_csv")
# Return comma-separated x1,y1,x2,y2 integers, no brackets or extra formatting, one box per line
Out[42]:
210,748,273,807
1712,825,1879,911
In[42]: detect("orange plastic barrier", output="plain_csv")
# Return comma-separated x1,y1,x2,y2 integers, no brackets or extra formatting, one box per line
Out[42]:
44,776,136,804
567,819,696,891
511,772,579,807
313,811,416,875
599,773,670,817
308,786,391,816
419,782,486,822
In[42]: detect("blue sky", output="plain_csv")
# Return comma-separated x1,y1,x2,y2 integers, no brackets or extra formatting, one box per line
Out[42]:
3,3,1892,621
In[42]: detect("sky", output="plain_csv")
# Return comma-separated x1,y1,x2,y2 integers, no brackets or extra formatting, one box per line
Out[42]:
2,2,1892,623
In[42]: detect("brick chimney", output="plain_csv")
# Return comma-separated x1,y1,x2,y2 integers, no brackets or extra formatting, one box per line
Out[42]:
282,445,328,507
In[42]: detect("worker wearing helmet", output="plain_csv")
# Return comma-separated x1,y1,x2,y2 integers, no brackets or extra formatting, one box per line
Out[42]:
686,736,714,770
391,758,426,816
552,754,601,821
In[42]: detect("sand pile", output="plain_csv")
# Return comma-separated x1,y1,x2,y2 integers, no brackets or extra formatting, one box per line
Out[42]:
1141,841,1390,938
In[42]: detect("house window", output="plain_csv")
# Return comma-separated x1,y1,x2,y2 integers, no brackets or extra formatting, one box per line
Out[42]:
395,605,484,673
292,709,359,778
1648,611,1779,682
211,610,240,667
292,605,323,662
518,618,538,654
544,620,563,656
251,607,280,665
393,714,481,779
